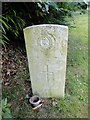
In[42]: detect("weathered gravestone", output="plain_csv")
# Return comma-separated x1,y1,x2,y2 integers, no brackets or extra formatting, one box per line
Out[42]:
23,24,68,98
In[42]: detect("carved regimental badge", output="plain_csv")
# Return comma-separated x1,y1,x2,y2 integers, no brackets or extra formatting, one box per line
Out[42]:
37,32,55,50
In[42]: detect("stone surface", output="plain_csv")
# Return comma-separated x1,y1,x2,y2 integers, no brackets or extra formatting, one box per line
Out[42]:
23,24,68,98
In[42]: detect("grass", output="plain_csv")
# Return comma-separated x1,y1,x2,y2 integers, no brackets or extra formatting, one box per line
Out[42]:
60,12,88,117
2,11,88,118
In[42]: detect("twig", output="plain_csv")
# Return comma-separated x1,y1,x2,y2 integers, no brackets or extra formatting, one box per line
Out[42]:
32,103,42,112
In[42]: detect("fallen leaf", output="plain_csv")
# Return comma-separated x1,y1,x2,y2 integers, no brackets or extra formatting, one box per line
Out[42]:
5,82,10,86
52,101,57,106
7,69,11,76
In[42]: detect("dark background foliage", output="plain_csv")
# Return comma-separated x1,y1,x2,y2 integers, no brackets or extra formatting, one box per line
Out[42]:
1,2,87,47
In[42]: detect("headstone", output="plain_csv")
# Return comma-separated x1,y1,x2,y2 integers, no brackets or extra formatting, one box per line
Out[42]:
23,24,68,98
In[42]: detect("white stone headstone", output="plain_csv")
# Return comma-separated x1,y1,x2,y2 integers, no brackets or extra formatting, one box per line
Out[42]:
23,24,68,98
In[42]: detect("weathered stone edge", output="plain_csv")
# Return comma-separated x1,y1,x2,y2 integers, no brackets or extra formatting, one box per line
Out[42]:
23,24,68,31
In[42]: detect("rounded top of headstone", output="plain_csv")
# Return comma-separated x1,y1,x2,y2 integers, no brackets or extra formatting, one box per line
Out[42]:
23,24,68,31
